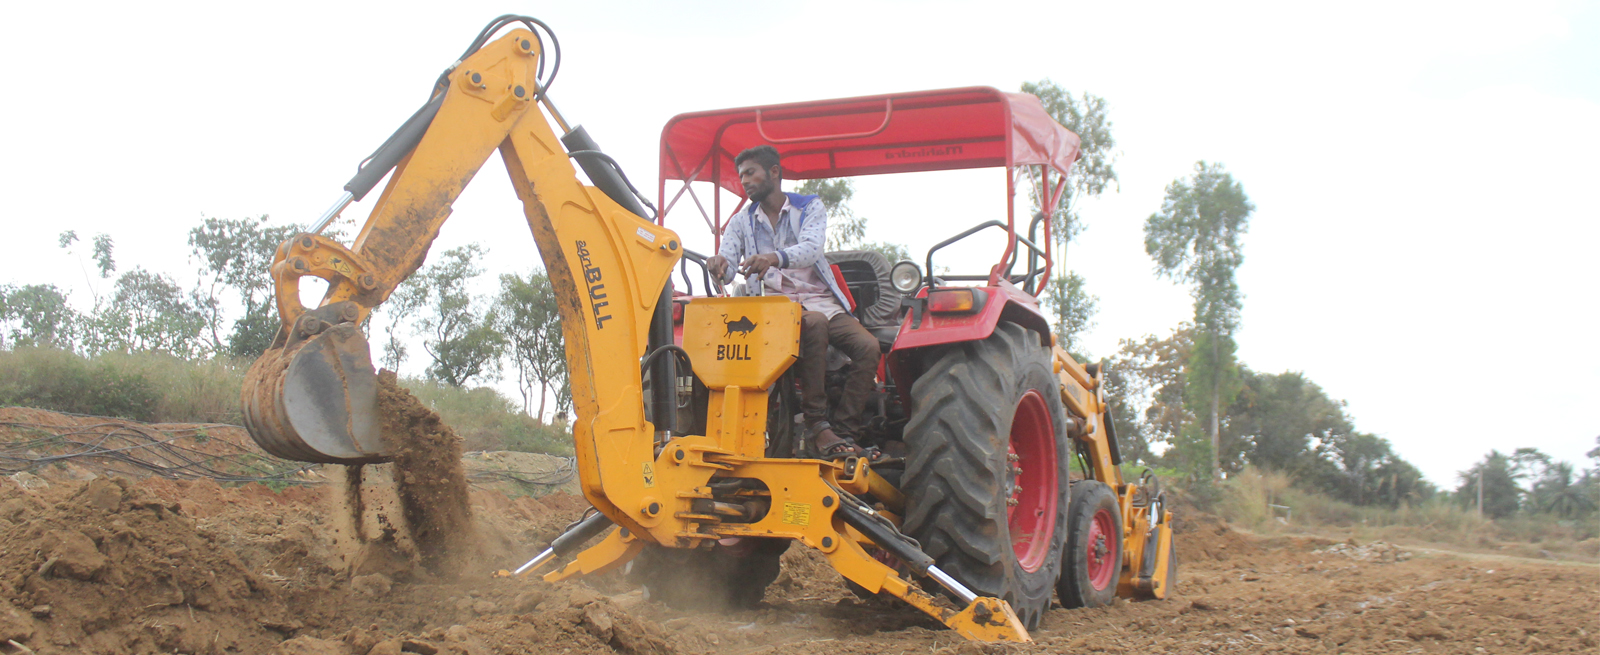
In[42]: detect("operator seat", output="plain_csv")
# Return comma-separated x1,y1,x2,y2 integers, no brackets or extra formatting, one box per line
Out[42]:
825,250,904,353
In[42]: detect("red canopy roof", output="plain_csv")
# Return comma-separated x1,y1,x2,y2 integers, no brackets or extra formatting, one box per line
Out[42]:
658,87,1080,197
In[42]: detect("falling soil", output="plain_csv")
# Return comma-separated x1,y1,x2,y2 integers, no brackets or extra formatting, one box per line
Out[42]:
373,370,476,578
2,407,1596,654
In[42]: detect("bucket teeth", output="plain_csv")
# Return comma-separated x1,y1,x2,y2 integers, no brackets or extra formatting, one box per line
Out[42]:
241,323,388,464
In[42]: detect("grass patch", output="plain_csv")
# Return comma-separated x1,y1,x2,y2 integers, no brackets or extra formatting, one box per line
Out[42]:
399,378,573,455
0,347,572,456
1207,466,1598,561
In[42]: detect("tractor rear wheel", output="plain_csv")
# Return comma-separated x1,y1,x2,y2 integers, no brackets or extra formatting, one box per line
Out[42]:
1058,480,1123,608
901,322,1070,630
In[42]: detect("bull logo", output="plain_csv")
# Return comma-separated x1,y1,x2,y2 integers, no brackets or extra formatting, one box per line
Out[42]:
722,314,756,338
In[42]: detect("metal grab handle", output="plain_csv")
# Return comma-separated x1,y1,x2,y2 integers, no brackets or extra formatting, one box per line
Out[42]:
754,100,894,144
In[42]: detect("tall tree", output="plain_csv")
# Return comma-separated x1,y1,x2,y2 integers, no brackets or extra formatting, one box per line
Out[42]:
497,270,567,421
1144,161,1254,480
57,230,116,307
1456,451,1523,519
1021,80,1117,352
378,277,426,371
411,244,506,387
187,215,301,358
1024,82,1113,352
1531,461,1595,519
1022,81,1118,249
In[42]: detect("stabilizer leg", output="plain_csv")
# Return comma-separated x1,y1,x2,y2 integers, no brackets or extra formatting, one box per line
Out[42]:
544,525,645,582
818,534,1030,642
497,512,644,582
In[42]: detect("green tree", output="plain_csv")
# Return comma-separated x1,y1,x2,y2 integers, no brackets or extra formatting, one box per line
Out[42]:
86,268,207,358
1456,451,1523,519
187,215,302,358
1044,273,1097,354
1531,461,1595,519
411,244,505,387
1224,369,1352,475
795,178,913,264
1022,80,1118,351
58,230,116,307
0,284,78,349
1316,431,1431,508
1583,437,1600,518
378,277,426,371
497,270,567,421
1509,447,1551,487
1144,161,1254,480
797,179,865,251
1103,324,1194,468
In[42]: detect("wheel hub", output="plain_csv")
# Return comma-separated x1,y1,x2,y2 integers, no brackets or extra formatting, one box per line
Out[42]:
1005,390,1058,573
1085,508,1118,590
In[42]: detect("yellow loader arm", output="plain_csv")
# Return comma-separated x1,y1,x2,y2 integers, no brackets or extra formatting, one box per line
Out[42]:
1053,347,1177,600
240,17,1030,643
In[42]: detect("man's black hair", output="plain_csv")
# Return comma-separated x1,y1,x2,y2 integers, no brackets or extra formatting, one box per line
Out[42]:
734,145,781,176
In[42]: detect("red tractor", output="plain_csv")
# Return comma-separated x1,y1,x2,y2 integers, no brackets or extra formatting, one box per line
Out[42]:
645,87,1176,628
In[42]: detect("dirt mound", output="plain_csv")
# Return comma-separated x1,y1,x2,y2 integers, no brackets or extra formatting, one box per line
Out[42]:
0,477,281,653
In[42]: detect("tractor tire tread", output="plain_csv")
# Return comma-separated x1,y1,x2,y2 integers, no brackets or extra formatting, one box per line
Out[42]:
901,322,1069,630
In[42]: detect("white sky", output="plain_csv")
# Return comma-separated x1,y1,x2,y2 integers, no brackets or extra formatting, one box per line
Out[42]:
1,1,1595,487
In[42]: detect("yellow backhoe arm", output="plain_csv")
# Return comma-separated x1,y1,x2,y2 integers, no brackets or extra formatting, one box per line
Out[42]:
240,28,679,539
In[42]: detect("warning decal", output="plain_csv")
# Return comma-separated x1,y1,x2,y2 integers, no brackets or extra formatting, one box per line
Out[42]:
781,502,811,526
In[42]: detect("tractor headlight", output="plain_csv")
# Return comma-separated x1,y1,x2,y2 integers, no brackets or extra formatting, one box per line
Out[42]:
890,261,922,293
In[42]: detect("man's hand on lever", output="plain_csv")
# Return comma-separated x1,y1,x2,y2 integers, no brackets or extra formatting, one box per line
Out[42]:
739,253,781,277
705,254,730,281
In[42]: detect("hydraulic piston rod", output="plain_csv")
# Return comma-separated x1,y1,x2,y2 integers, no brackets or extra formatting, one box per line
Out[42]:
512,511,614,576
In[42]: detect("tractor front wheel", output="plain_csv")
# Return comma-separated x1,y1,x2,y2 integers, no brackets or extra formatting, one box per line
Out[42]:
1058,480,1123,608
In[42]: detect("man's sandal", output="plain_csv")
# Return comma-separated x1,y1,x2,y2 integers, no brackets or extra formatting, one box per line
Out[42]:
819,436,887,464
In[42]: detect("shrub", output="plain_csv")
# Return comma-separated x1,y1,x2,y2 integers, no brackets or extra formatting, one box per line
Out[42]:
0,347,162,420
0,347,572,457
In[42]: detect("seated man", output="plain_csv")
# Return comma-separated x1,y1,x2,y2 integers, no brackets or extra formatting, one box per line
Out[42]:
705,145,880,459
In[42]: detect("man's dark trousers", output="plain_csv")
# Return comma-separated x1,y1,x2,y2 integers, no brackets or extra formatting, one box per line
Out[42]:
798,310,880,438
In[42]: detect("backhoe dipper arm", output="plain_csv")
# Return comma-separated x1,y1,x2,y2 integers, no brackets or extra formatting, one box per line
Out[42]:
240,27,680,540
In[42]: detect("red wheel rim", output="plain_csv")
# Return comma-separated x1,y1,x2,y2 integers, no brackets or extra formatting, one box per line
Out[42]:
1006,390,1058,573
1085,507,1118,590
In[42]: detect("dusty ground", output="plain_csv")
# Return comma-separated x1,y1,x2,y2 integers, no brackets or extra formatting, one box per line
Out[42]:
1,410,1596,654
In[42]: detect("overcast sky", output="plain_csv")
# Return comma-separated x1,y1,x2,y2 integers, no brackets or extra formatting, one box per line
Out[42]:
1,1,1595,487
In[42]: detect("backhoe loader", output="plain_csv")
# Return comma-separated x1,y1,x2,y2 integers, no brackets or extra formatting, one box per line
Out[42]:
241,15,1176,643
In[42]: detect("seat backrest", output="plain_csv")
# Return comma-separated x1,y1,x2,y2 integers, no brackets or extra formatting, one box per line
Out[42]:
825,250,903,329
829,264,858,312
